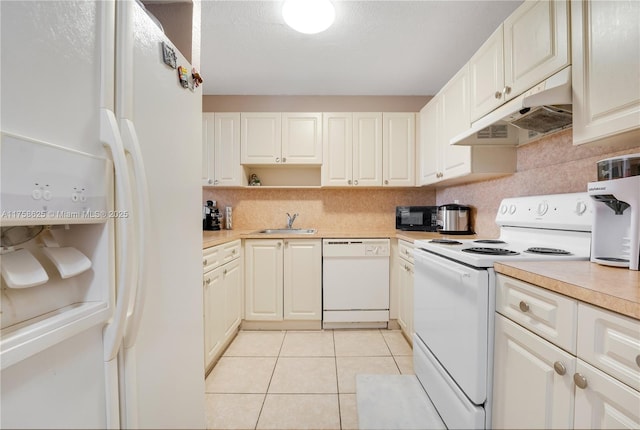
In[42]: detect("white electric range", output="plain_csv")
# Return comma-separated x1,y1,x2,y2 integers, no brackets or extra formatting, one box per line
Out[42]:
411,192,593,429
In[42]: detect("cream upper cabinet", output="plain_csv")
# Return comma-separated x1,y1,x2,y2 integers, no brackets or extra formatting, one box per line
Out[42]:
469,24,506,121
203,113,243,186
202,113,215,185
383,113,415,187
571,0,640,145
503,0,569,101
322,112,384,187
470,0,570,122
322,113,353,186
418,99,440,185
282,113,322,164
241,112,322,165
353,112,383,186
241,113,282,164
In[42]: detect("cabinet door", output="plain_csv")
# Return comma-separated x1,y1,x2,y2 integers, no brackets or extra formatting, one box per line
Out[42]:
283,239,321,320
282,113,322,164
492,314,575,430
397,259,414,341
244,239,283,320
241,113,282,164
214,113,242,186
469,24,505,121
504,0,569,100
417,100,441,185
202,113,215,185
574,359,640,429
204,267,225,369
322,113,353,186
440,66,472,181
572,0,640,145
222,258,242,337
353,112,383,186
383,113,415,187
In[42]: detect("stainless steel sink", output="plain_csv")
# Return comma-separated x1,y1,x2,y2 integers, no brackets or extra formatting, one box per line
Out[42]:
255,228,317,235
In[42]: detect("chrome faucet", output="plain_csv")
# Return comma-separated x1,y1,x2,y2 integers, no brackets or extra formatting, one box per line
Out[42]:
286,212,298,229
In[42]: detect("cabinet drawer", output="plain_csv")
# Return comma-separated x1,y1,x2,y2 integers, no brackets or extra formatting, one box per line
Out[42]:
398,240,414,264
577,303,640,391
496,274,577,353
221,240,241,265
203,245,222,273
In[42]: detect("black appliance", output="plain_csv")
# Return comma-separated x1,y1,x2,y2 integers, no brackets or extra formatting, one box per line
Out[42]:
395,206,439,231
203,200,221,231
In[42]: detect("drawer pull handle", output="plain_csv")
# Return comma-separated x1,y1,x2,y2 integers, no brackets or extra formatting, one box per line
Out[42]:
232,249,237,254
573,373,588,389
205,278,211,285
519,301,530,312
553,361,566,376
203,259,207,266
636,355,640,368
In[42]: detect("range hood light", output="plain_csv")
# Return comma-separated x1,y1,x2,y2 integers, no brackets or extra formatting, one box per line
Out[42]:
282,0,335,34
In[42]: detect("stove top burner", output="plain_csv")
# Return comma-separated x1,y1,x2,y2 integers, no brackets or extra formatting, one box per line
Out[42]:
524,247,572,255
474,239,507,244
430,239,462,245
462,247,520,256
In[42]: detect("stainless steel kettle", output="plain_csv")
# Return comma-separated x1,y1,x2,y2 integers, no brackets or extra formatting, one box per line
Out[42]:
437,204,472,234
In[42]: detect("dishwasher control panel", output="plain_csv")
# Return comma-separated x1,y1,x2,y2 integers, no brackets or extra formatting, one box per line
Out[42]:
323,239,390,257
365,244,389,256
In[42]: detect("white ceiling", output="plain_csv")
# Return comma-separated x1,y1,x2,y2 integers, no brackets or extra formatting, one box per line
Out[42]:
200,0,523,96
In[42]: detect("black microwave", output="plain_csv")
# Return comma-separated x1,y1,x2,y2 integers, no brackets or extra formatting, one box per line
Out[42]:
396,206,439,231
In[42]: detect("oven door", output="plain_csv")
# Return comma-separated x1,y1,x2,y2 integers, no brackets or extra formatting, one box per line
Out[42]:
414,248,489,405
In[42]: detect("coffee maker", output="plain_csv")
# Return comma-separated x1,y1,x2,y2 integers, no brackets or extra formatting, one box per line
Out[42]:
588,153,640,270
203,200,221,231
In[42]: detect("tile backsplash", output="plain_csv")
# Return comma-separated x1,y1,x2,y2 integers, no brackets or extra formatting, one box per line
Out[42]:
204,130,640,236
202,188,435,231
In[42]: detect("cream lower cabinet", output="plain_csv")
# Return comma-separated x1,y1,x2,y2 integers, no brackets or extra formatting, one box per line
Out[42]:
245,239,321,322
571,0,640,145
396,240,414,343
203,240,242,371
493,274,640,429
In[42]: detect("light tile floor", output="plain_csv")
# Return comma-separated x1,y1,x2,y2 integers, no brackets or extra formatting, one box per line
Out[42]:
204,329,414,430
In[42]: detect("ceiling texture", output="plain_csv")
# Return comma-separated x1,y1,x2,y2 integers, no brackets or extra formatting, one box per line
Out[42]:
200,0,523,96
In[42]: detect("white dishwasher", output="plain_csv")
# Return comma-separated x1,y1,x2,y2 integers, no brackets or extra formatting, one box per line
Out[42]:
322,238,390,328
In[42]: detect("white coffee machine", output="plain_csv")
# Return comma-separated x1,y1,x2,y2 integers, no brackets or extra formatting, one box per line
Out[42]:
588,153,640,270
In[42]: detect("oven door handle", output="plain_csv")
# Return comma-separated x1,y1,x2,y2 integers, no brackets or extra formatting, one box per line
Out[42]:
415,248,472,280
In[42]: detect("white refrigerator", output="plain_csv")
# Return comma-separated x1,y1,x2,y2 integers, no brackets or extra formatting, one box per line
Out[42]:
0,1,205,428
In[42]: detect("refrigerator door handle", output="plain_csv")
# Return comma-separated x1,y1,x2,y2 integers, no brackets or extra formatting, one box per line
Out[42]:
100,108,136,362
119,119,150,348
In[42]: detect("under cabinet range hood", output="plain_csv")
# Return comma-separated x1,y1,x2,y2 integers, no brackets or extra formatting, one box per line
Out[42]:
452,66,573,146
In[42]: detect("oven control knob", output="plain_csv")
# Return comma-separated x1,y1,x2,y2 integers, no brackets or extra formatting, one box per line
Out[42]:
500,205,508,214
537,202,548,216
509,204,516,215
575,201,587,215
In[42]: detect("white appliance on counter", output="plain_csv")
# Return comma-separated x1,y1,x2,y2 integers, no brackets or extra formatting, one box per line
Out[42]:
322,238,390,328
1,1,204,428
412,193,593,429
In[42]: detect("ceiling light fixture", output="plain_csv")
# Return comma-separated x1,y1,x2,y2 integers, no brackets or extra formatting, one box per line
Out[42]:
282,0,335,34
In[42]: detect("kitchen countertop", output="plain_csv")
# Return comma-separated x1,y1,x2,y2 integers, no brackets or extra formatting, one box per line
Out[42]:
203,229,476,249
495,261,640,320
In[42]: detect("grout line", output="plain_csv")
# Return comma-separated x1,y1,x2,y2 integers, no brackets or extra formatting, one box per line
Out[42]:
253,330,286,430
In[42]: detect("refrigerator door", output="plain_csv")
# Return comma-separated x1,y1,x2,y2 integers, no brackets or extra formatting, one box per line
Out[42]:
1,1,122,428
115,2,205,428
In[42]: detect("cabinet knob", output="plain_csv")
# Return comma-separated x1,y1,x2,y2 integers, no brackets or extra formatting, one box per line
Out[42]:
207,178,213,184
277,242,282,249
553,361,566,376
205,278,211,285
232,249,237,254
519,301,530,312
276,157,280,163
203,259,207,266
573,373,588,389
282,157,287,163
494,91,503,99
214,179,219,185
223,269,227,275
384,180,389,185
636,354,640,368
354,180,359,185
348,179,352,185
503,86,512,97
